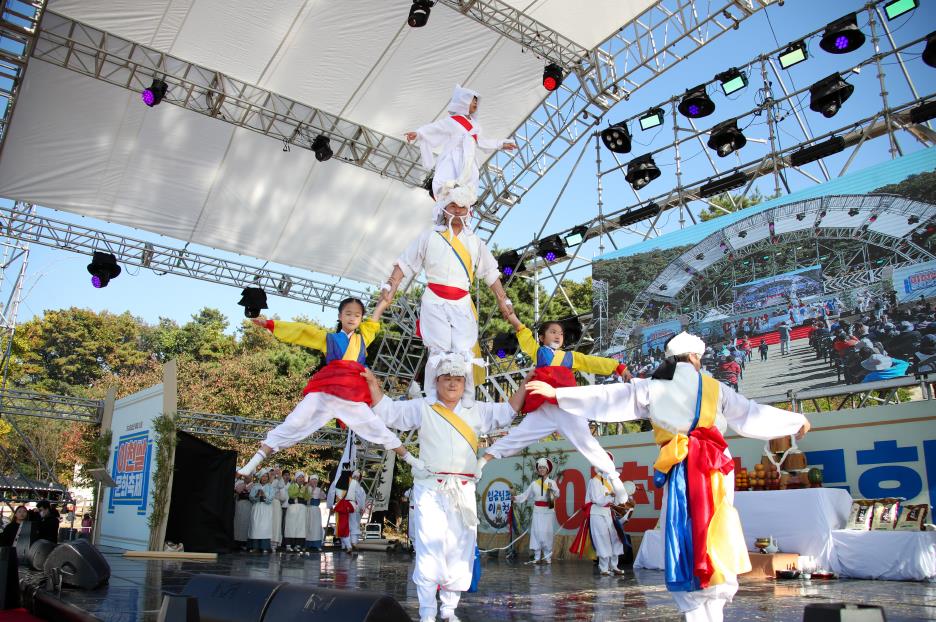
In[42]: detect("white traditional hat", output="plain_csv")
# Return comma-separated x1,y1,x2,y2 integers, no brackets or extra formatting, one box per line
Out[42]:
432,183,477,229
535,457,554,475
446,84,480,116
352,469,361,479
665,331,706,358
436,353,468,378
307,474,319,481
294,471,306,480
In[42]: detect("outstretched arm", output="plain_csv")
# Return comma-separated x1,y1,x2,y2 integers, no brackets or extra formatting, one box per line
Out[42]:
251,317,327,352
529,378,650,423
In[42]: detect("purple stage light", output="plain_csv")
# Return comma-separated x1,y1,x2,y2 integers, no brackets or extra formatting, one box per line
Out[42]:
503,266,513,276
835,35,849,50
91,275,103,288
497,349,507,359
688,104,700,117
545,251,556,262
141,89,156,106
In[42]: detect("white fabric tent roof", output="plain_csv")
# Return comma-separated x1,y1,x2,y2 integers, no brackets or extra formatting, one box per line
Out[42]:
0,0,652,284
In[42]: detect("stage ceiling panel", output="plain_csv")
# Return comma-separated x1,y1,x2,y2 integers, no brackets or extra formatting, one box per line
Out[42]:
2,0,656,283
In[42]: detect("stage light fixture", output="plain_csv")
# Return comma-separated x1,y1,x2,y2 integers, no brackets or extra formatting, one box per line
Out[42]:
908,215,920,225
715,68,748,96
848,208,860,217
312,135,333,162
809,73,854,118
493,333,517,359
738,230,747,238
408,0,434,27
422,174,435,199
537,235,567,262
884,0,918,20
695,253,705,261
625,154,661,190
778,40,808,69
819,14,865,55
796,212,806,221
909,100,936,124
564,225,588,247
698,171,748,198
706,119,747,157
677,84,715,119
141,78,168,107
238,287,268,319
619,202,662,227
87,252,121,288
543,63,564,92
789,136,846,167
924,32,936,68
497,250,525,277
639,108,665,131
600,122,631,154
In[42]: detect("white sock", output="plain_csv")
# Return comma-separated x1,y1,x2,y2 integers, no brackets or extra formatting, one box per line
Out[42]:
238,449,267,476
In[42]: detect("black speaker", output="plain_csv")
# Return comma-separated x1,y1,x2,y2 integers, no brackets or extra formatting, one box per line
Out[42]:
42,539,110,590
264,583,411,622
0,547,20,610
182,574,283,622
14,521,35,565
26,540,56,571
804,603,886,622
158,594,200,622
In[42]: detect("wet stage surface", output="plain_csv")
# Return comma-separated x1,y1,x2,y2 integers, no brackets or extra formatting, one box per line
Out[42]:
46,547,935,621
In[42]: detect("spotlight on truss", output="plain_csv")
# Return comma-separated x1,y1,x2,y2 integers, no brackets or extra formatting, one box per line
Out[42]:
639,108,664,131
618,202,661,227
715,67,748,96
312,135,333,162
625,154,661,190
141,78,168,107
543,63,564,92
600,122,631,154
778,40,808,69
564,225,588,248
677,84,715,119
789,136,846,166
408,0,434,27
87,252,121,288
924,31,936,68
819,13,865,54
497,250,526,277
884,0,918,21
492,333,518,359
809,73,854,118
537,235,566,262
238,287,268,319
707,119,747,157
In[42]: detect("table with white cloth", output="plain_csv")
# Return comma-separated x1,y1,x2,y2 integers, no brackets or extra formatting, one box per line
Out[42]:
830,530,936,582
635,488,853,571
734,488,853,569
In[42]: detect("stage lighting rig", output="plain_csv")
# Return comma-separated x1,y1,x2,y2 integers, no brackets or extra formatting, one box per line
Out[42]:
238,287,268,318
924,32,936,68
87,252,121,288
639,108,664,131
408,0,434,27
536,235,566,262
497,250,526,277
564,225,588,247
699,171,748,198
819,14,865,54
618,202,661,227
543,63,564,92
707,119,746,157
141,78,168,107
677,84,715,119
778,40,808,69
809,73,854,118
312,135,333,162
909,100,936,124
492,333,518,359
600,123,631,154
625,154,661,190
789,136,845,166
715,68,747,96
884,0,918,20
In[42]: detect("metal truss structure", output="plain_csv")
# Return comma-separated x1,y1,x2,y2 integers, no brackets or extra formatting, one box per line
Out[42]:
0,0,45,155
472,0,777,238
30,11,427,188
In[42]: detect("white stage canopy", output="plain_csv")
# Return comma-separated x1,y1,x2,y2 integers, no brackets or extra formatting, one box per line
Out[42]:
0,0,652,285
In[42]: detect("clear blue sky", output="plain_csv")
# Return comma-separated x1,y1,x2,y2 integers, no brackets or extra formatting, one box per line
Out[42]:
5,0,935,332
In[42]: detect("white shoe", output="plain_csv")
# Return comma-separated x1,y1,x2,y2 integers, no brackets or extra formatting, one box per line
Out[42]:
420,618,436,622
613,568,626,575
543,558,552,565
599,570,611,576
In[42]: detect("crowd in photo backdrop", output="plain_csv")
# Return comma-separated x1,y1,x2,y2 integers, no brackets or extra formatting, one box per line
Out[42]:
0,500,94,546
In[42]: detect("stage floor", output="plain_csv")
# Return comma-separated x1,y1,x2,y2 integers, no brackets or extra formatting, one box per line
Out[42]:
45,547,936,621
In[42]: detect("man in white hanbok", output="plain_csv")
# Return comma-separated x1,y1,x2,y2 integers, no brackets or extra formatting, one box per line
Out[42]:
512,457,560,564
349,470,367,548
527,332,810,622
585,463,625,576
363,356,527,622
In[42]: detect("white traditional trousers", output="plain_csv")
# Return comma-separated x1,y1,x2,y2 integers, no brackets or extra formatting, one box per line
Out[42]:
589,508,622,573
529,509,556,560
412,485,476,620
486,404,618,476
419,299,478,401
263,392,402,452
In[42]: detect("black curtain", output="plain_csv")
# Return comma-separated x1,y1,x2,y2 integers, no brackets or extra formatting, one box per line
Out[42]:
165,431,235,553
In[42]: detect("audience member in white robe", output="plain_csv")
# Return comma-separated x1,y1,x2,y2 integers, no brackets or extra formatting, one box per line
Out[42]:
248,469,274,553
381,184,514,406
270,468,287,550
304,475,325,551
527,331,810,622
512,457,560,564
404,85,516,201
284,472,309,552
364,356,526,622
233,475,253,550
348,470,367,547
586,468,625,575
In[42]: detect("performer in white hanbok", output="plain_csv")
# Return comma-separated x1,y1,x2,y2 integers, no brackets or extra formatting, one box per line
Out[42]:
233,475,253,550
381,185,514,405
527,332,811,622
248,469,274,553
512,457,560,564
283,472,309,552
404,85,517,202
582,463,625,576
328,472,364,553
348,470,367,548
270,468,287,550
363,356,527,622
304,475,325,551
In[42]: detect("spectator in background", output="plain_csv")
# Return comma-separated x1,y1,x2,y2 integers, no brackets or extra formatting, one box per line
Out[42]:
778,322,792,355
34,500,60,543
860,353,910,383
79,513,93,539
832,331,858,355
717,355,742,391
739,336,752,362
759,339,768,361
234,474,253,550
913,334,936,376
886,321,922,362
0,505,29,546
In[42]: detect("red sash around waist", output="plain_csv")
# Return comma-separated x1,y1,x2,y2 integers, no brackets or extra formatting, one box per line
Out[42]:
522,365,577,413
427,283,469,300
303,359,371,404
534,501,550,508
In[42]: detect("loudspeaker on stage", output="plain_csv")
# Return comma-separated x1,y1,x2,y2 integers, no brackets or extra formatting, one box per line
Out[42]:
42,539,110,590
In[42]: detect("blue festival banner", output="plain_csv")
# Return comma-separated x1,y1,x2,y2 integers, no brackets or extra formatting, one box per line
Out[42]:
108,430,153,515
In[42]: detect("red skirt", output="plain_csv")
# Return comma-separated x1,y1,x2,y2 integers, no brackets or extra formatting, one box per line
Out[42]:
333,498,355,538
522,365,577,413
303,359,371,404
